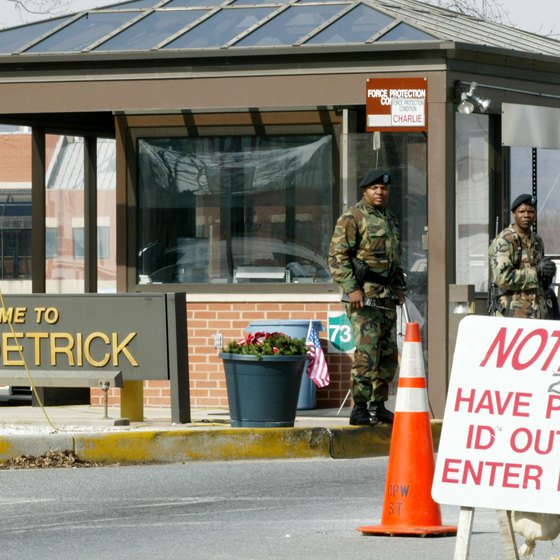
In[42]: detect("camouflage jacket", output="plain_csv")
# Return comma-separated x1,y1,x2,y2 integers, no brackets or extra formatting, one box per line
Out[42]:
488,224,548,319
488,224,544,293
328,199,404,299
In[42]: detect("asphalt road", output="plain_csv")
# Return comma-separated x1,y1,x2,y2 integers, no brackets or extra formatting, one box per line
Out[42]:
0,457,532,560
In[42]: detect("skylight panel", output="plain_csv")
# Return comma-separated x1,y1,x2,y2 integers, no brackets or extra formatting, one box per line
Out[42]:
165,0,227,6
377,22,436,42
234,4,344,47
305,4,394,45
163,7,274,48
0,18,70,54
25,12,140,53
231,0,289,4
94,10,209,50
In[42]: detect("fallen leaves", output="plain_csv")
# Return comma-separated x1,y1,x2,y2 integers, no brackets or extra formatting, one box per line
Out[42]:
0,450,101,469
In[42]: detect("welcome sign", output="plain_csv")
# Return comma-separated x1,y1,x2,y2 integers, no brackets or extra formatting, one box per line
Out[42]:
0,293,184,381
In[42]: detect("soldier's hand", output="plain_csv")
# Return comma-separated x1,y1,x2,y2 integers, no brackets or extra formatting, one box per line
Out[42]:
537,258,557,287
348,289,364,309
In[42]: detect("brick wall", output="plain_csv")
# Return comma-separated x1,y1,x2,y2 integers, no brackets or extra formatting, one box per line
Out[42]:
92,302,352,410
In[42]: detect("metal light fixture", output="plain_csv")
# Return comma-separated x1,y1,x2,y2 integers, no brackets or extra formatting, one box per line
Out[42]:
457,82,491,114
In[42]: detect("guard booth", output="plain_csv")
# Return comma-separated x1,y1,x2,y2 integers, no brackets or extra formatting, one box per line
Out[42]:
0,0,559,416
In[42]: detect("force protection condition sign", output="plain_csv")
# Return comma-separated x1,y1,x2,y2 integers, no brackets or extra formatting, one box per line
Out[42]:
432,315,560,515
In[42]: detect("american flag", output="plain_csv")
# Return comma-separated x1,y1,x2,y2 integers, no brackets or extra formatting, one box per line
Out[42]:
306,321,330,388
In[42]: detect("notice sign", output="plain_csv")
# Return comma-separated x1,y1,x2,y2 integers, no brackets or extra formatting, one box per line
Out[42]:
432,315,560,514
366,77,428,132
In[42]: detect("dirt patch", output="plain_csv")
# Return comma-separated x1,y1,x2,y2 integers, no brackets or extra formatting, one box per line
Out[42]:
0,450,102,469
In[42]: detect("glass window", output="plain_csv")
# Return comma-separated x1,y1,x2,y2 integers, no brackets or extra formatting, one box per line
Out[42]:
346,131,428,328
535,149,560,256
0,18,70,54
305,5,394,45
165,0,226,6
95,10,209,51
46,136,116,293
26,12,139,53
98,226,111,259
0,191,32,283
46,228,58,258
511,146,560,257
455,113,490,292
232,0,289,4
163,7,274,48
377,23,436,42
137,135,333,285
234,4,345,47
73,227,85,258
72,227,111,259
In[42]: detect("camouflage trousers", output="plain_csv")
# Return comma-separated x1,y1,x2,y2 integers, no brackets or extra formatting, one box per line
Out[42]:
346,303,398,403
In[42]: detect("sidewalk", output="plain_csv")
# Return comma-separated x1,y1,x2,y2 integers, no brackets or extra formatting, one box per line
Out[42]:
0,403,442,465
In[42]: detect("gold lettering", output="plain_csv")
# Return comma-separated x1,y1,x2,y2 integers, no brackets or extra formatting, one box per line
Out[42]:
0,307,27,324
76,332,83,367
13,307,27,323
84,332,110,367
26,332,49,366
112,332,138,366
50,333,75,366
34,307,59,324
3,332,24,366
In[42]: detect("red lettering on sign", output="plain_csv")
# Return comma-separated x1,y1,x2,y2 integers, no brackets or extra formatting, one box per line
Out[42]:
480,327,560,371
466,424,495,449
392,114,422,123
510,427,560,455
441,458,542,489
512,329,548,369
480,327,523,367
546,394,560,419
454,388,531,416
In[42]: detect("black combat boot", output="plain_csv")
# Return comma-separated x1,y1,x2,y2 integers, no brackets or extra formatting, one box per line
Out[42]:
368,401,394,424
349,403,379,426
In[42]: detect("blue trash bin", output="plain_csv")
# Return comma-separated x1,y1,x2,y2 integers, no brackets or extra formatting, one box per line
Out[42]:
245,319,324,410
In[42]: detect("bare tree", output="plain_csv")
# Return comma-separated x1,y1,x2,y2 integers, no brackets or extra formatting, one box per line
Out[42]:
5,0,73,20
424,0,510,24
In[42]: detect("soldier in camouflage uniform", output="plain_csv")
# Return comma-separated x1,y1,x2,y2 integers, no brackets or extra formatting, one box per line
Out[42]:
329,169,406,426
489,194,556,319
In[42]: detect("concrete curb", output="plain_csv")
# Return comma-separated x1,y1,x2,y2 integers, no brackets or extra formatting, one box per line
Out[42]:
0,420,443,464
0,433,74,460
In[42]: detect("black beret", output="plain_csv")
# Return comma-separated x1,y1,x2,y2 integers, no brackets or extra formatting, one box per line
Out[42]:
359,169,391,189
511,194,537,212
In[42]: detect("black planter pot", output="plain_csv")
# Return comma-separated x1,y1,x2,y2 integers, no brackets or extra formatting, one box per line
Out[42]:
219,353,306,428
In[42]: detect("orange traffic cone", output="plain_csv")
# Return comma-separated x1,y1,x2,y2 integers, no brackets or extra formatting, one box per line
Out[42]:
357,322,457,537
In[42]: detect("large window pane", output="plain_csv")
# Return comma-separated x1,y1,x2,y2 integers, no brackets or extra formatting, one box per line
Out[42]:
137,135,333,285
511,146,560,257
0,128,33,294
46,135,85,293
455,113,490,292
346,132,428,326
46,136,116,294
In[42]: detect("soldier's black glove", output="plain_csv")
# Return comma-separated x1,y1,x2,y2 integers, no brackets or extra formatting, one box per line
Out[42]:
537,258,557,288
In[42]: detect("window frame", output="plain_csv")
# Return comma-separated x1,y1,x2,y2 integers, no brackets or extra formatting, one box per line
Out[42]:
125,115,341,294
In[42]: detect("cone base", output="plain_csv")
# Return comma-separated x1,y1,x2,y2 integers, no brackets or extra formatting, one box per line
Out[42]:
357,524,457,537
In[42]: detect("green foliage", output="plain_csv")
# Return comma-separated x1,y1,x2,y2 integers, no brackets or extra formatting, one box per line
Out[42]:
223,332,307,357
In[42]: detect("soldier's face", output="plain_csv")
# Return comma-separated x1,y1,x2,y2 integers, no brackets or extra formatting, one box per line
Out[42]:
363,183,389,208
513,203,536,232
